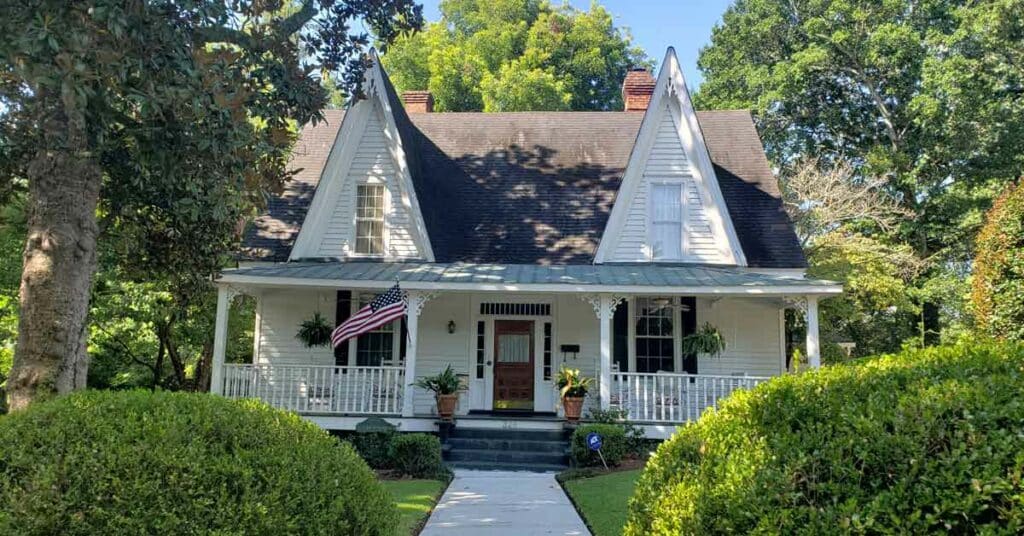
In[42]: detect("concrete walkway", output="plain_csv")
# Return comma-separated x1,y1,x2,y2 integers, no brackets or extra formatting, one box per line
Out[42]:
420,469,591,536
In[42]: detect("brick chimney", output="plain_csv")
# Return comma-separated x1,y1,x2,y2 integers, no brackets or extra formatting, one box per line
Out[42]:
622,68,656,112
402,90,434,113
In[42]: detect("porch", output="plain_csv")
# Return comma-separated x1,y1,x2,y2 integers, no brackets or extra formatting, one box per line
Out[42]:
210,262,839,431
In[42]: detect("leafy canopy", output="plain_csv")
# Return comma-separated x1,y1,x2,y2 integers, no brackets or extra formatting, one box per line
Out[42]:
972,180,1024,342
382,0,649,112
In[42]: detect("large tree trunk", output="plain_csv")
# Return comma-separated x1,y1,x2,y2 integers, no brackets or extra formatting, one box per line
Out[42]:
6,98,101,411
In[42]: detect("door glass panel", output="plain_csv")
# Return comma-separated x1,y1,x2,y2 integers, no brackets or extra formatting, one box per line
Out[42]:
497,334,531,363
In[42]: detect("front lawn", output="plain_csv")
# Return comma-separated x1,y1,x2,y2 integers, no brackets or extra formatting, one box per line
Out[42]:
561,469,642,536
381,479,448,535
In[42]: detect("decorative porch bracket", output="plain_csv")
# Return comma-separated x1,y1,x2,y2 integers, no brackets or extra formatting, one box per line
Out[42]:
579,294,628,410
211,285,254,395
403,290,438,417
783,295,820,369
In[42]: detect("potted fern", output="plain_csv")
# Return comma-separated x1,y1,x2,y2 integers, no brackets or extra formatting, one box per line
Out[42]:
412,364,462,422
680,323,727,357
556,366,593,423
296,312,333,348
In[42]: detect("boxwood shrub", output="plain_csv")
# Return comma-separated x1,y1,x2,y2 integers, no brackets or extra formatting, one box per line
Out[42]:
0,390,398,535
625,343,1024,535
571,423,628,467
389,433,445,478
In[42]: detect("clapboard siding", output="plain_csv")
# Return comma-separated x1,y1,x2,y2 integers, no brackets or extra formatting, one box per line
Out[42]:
316,102,421,259
610,102,732,264
256,289,335,366
697,298,783,377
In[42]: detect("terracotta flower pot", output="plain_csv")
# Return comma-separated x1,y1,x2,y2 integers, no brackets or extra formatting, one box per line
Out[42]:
436,394,458,422
562,396,585,423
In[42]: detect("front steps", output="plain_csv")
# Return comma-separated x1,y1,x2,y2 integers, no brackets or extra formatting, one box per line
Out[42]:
443,427,571,472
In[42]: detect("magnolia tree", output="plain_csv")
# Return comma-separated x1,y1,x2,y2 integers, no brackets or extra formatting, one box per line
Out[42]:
0,1,421,410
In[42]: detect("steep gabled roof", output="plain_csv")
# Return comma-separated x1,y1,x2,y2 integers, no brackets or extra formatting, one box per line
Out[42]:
241,61,806,268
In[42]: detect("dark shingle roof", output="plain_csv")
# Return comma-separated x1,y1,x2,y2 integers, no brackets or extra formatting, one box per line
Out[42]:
241,108,806,268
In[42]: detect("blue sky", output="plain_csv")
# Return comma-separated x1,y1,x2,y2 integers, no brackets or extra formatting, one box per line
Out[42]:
416,0,734,87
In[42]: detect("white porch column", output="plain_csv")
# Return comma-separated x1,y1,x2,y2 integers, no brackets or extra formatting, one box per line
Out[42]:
210,285,232,395
598,295,613,410
403,291,435,417
805,295,821,369
581,294,625,410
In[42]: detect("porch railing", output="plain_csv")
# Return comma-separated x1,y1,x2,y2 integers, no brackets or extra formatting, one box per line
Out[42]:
221,364,405,415
610,372,770,423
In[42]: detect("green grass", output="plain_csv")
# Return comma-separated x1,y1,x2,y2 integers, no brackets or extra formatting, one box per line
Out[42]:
562,469,642,536
381,479,448,535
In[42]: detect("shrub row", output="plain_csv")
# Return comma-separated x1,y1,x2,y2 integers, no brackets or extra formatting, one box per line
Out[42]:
349,430,446,478
0,390,397,535
625,343,1024,535
571,424,628,467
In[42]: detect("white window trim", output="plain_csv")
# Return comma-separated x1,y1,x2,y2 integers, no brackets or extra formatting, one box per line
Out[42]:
627,296,682,373
350,182,391,258
347,292,403,366
647,180,687,261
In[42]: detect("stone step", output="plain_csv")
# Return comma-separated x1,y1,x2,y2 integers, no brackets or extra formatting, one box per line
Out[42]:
447,460,568,473
446,448,568,465
449,427,569,442
446,437,568,453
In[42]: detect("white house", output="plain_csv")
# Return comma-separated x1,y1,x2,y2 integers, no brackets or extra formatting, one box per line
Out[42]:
210,48,840,438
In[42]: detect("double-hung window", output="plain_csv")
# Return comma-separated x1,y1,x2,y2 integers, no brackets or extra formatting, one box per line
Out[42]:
634,297,675,373
355,184,385,255
355,295,401,366
650,183,683,260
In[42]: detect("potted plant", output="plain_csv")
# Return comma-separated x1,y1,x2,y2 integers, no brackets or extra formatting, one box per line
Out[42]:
412,364,462,422
296,312,333,348
680,322,727,357
556,366,593,423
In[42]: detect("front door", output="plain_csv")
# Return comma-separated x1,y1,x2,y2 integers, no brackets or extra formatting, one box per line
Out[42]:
493,320,534,410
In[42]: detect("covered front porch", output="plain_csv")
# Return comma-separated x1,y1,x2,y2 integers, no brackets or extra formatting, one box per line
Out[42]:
210,262,839,433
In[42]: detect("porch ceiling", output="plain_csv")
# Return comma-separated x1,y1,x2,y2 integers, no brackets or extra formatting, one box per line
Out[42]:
220,262,841,296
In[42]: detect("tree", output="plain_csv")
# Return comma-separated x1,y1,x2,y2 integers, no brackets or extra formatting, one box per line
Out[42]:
697,0,1024,345
972,180,1024,342
782,158,909,247
0,1,421,410
382,0,649,112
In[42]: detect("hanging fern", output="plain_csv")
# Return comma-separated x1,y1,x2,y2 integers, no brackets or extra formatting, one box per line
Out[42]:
296,312,333,348
680,322,726,357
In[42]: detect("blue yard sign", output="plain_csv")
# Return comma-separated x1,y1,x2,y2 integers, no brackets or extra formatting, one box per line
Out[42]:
585,432,608,469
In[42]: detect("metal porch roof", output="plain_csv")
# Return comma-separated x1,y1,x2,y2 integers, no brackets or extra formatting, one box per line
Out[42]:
221,262,840,295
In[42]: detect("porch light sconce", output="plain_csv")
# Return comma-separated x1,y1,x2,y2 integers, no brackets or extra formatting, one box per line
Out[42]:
447,320,456,334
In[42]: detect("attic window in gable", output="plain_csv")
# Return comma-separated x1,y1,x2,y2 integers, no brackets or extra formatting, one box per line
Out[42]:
355,184,385,255
650,183,683,260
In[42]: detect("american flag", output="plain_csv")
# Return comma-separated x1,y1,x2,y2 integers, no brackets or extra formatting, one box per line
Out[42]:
331,283,407,348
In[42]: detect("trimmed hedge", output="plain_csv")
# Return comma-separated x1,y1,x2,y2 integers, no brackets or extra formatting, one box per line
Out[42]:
0,390,397,535
571,424,628,467
625,344,1024,535
389,433,445,478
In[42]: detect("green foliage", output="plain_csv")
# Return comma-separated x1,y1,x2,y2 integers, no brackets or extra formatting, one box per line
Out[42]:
587,408,649,457
571,424,628,467
350,430,398,470
413,364,462,395
383,0,649,111
556,366,594,398
389,433,446,478
808,231,923,357
698,0,1024,349
972,180,1024,342
679,323,726,358
296,312,334,348
0,390,398,535
625,343,1024,534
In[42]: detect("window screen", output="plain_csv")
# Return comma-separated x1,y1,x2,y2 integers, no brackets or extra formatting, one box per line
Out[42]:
651,183,683,260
